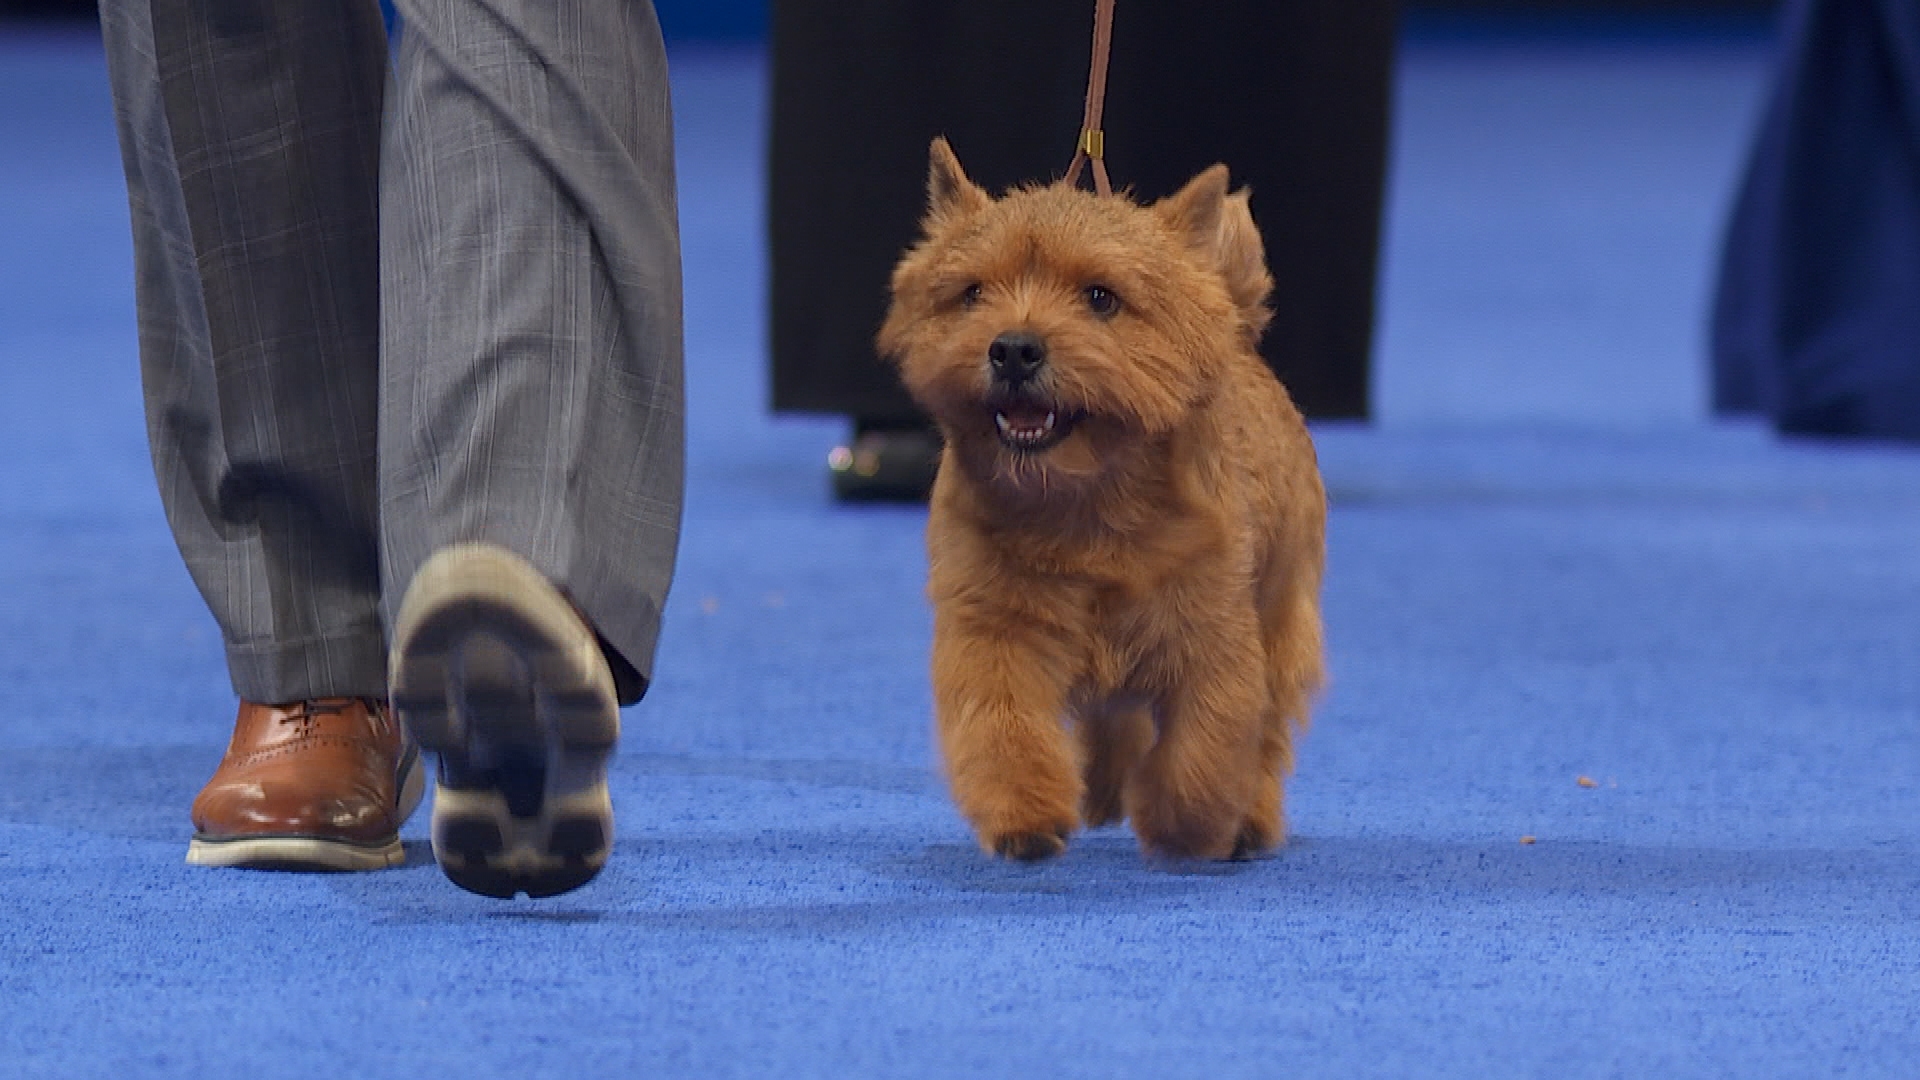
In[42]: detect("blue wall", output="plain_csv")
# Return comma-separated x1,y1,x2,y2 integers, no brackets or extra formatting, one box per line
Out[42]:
376,1,767,45
654,0,767,44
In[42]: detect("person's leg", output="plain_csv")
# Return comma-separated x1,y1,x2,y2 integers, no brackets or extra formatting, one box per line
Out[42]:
99,0,420,870
1711,0,1920,438
379,0,685,898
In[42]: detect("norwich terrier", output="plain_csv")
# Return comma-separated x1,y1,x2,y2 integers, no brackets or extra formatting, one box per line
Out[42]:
877,138,1327,862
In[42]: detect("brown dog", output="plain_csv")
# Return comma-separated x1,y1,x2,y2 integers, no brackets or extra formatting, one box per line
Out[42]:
877,138,1327,861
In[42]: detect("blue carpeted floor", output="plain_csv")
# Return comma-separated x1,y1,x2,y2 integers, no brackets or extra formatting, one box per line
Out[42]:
5,17,1920,1079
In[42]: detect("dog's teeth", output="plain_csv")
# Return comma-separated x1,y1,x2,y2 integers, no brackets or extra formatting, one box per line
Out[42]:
994,409,1064,447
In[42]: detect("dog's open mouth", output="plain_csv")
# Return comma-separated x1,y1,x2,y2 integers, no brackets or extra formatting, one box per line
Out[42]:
993,404,1080,453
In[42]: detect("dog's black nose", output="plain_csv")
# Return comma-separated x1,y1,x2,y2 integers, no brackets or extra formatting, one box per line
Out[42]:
988,331,1047,385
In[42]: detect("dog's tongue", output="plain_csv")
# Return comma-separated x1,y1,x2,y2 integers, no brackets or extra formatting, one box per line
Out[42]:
1000,405,1051,431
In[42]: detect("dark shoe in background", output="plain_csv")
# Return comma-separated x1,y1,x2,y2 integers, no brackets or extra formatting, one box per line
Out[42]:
828,418,941,502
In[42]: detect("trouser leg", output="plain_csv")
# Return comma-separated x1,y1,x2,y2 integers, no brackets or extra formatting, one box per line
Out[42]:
379,0,686,704
100,0,390,702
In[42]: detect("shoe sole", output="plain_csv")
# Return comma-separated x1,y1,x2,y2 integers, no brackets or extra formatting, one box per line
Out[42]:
185,747,426,871
390,544,618,899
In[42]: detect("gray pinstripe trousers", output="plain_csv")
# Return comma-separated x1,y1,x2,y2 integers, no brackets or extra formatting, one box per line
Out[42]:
100,0,686,706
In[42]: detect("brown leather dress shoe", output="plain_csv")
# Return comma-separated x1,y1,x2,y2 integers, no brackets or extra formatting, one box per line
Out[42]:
187,698,425,871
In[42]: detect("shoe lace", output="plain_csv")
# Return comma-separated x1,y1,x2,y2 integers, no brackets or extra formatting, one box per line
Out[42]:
279,698,383,734
282,699,351,722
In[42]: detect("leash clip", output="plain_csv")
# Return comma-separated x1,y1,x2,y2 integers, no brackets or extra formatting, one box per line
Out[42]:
1064,0,1116,195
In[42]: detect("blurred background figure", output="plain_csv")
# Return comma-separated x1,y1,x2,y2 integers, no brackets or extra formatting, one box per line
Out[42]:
1711,0,1920,441
765,1,1399,500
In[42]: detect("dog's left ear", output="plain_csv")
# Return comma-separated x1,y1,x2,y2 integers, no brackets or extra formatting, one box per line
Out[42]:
1218,189,1274,339
1154,164,1232,261
1157,166,1271,339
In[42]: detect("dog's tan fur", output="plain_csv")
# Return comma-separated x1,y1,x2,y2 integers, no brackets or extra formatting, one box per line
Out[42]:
878,139,1327,861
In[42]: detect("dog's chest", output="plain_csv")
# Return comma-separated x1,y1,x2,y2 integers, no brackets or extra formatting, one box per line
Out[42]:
1082,584,1185,692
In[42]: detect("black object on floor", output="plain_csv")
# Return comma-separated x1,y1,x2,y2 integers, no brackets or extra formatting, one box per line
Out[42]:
827,422,943,503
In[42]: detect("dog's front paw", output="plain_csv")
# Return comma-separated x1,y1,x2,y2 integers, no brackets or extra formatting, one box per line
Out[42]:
950,755,1082,862
990,827,1071,862
1128,784,1243,861
1229,815,1285,861
1133,814,1239,861
973,801,1077,862
1228,776,1289,860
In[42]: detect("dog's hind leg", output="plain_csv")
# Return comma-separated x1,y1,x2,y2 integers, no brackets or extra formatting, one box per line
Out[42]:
1077,697,1154,828
1235,589,1325,858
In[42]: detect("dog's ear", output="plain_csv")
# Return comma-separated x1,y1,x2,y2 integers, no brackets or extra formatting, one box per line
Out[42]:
1153,164,1231,259
926,136,989,225
1219,188,1274,340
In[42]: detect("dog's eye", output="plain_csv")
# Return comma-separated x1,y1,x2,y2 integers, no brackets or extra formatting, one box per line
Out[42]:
959,283,983,309
1085,285,1121,317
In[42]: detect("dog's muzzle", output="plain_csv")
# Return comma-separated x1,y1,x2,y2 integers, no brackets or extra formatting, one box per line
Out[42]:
983,331,1082,453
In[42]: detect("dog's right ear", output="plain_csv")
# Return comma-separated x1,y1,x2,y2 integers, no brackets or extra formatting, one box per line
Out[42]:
926,137,989,226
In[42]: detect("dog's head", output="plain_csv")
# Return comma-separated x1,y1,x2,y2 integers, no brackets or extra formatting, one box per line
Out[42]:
878,138,1272,495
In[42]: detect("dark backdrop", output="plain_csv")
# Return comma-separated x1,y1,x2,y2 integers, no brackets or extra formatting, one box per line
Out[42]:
0,3,1782,43
767,1,1401,424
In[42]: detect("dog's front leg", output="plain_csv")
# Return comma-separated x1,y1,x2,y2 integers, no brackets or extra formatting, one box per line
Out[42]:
1128,615,1269,860
932,608,1085,861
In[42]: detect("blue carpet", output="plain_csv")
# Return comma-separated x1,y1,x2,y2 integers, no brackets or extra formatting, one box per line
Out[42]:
6,19,1920,1080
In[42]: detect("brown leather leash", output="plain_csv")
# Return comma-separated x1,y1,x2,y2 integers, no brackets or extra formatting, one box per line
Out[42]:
1061,0,1116,196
